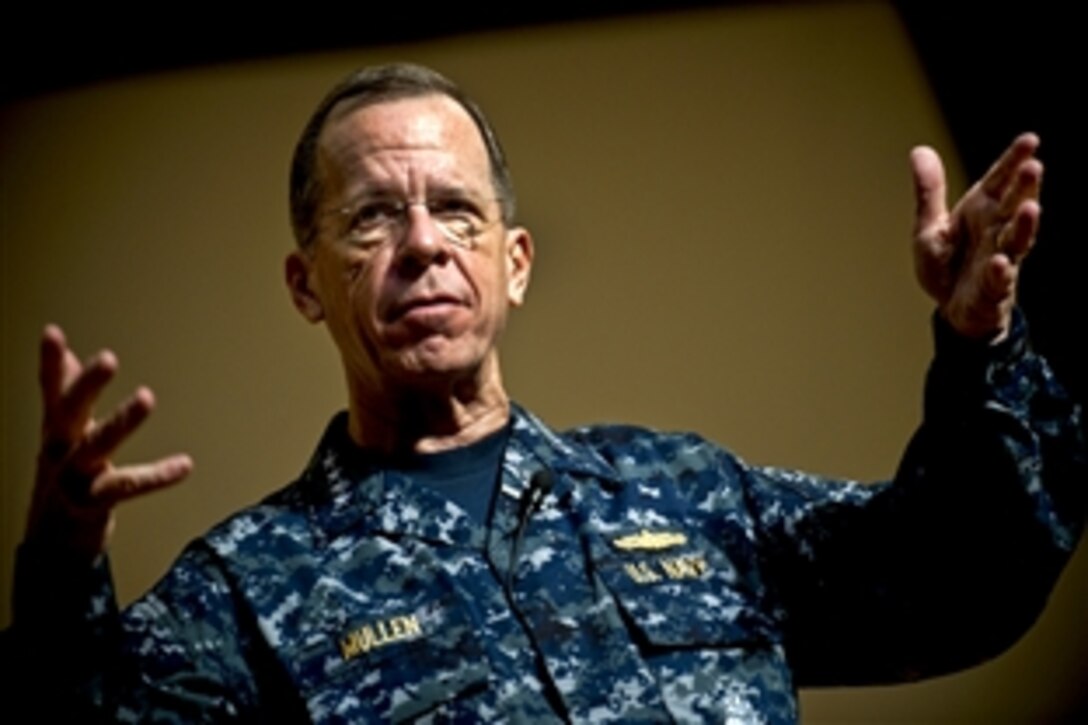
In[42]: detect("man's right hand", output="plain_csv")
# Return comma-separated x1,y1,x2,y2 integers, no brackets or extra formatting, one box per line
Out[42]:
24,324,192,563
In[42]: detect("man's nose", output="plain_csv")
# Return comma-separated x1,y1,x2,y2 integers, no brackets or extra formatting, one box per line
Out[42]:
395,202,448,267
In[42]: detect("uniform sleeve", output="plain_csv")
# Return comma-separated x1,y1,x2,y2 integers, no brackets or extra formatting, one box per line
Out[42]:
745,310,1086,686
7,540,303,721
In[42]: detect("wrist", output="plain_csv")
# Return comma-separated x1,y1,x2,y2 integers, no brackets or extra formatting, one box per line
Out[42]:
937,303,1013,345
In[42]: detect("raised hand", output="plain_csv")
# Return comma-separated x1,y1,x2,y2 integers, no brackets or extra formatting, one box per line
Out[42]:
911,133,1042,341
24,325,192,562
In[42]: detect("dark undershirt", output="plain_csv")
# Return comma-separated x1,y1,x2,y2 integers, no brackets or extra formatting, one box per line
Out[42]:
383,423,511,526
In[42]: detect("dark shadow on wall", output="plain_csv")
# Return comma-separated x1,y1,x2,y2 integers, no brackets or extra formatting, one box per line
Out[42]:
894,3,1085,408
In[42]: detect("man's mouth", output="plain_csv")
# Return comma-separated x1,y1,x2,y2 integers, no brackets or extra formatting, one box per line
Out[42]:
387,294,465,322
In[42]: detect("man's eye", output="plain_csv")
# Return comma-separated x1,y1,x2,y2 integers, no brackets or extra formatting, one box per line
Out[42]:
430,198,480,222
351,201,399,228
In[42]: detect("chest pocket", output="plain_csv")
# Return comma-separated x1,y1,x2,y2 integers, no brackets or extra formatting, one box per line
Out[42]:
592,525,777,651
286,565,491,722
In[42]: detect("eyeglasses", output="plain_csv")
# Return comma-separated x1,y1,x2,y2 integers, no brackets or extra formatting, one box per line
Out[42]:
326,195,500,252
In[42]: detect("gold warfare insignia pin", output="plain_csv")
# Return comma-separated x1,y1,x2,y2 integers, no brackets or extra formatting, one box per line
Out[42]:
611,529,687,551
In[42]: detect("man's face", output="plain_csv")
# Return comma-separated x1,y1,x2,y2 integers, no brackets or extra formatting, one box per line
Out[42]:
287,94,532,395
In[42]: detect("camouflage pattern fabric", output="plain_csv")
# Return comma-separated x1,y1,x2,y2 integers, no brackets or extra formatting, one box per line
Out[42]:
9,312,1085,722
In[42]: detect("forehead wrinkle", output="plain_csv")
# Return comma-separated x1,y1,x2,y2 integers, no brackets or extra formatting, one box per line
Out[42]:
317,96,492,208
340,151,477,202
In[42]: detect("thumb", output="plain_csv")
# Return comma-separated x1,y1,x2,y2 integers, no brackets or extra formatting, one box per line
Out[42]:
910,145,948,237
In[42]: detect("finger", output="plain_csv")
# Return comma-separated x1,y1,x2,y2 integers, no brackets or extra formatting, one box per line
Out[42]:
72,386,156,471
52,350,118,442
984,255,1018,303
910,145,948,236
980,132,1040,199
39,325,72,411
998,157,1043,221
996,199,1041,263
88,455,193,507
956,259,1017,338
39,328,108,464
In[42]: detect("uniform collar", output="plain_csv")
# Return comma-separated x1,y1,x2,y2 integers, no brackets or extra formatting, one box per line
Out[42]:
297,405,623,547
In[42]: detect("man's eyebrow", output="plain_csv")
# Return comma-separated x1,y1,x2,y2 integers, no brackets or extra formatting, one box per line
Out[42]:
427,184,488,201
341,181,399,199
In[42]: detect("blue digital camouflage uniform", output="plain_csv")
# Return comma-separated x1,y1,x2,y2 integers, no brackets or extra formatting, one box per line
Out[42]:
9,313,1086,722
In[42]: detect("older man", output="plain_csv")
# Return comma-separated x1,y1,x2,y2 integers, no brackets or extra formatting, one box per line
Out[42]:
9,64,1084,722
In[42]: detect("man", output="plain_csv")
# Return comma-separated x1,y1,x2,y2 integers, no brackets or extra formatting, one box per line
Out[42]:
8,64,1084,721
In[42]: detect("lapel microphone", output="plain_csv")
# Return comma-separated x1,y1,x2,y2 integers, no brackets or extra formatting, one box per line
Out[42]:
505,469,556,594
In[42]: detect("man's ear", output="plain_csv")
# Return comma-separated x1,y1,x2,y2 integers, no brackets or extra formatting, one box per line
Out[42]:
285,250,324,322
505,227,534,307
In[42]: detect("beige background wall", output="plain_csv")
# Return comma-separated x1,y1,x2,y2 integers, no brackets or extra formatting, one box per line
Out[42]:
2,3,1083,721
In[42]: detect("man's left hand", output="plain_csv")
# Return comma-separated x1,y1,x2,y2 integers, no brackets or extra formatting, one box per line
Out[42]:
910,133,1042,342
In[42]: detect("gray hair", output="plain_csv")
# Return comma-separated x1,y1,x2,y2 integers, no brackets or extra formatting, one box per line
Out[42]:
289,63,516,249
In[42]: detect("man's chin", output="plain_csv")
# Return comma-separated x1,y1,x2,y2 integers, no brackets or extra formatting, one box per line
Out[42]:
383,346,485,391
